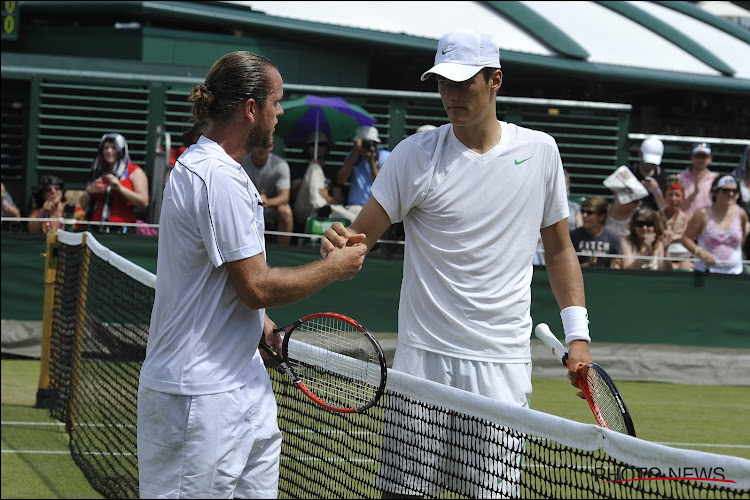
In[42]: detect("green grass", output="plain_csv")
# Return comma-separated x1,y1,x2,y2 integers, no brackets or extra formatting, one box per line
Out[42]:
1,359,103,499
3,359,749,499
530,378,750,460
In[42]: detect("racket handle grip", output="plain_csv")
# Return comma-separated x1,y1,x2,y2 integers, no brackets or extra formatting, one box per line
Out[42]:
535,323,570,368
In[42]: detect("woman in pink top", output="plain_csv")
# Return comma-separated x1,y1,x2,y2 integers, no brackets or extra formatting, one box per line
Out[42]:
682,175,747,275
678,142,717,219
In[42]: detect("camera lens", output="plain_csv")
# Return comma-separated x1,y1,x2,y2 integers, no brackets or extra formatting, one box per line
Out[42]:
361,140,374,150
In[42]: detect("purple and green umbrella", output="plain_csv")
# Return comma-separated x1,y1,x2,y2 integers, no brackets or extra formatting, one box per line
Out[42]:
275,94,375,159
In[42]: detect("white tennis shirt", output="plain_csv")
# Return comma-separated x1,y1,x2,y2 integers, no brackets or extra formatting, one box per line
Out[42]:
371,122,568,362
140,136,267,395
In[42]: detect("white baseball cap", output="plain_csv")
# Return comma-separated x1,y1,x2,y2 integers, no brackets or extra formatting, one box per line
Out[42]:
356,126,381,143
640,137,664,166
421,31,501,82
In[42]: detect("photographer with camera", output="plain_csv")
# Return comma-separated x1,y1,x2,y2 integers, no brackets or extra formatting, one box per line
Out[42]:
332,126,390,221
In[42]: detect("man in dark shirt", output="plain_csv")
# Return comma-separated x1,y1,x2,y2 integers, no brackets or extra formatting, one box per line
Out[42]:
569,196,622,269
630,136,667,212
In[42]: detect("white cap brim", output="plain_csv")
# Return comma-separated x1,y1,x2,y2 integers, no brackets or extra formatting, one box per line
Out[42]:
420,62,484,82
642,153,662,165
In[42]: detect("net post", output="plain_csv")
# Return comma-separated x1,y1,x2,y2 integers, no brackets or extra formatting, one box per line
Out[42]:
67,232,89,433
35,230,59,409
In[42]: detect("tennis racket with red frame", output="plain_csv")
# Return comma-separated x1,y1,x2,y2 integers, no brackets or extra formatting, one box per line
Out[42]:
535,323,636,437
259,312,387,414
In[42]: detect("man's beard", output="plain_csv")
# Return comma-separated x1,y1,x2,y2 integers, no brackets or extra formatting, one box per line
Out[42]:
245,120,274,152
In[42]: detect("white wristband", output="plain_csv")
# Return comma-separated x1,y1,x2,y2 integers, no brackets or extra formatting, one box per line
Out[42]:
561,306,591,344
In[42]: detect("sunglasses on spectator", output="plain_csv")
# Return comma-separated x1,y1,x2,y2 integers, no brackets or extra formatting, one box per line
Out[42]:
635,220,655,228
581,209,600,216
718,188,738,195
44,185,62,192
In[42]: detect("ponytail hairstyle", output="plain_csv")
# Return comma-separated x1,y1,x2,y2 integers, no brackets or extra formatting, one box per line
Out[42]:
189,51,277,125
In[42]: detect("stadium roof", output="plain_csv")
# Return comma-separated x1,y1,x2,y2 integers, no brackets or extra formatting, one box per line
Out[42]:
222,0,750,93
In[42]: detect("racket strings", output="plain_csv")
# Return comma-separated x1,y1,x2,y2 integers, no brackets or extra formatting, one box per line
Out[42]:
287,316,382,409
586,368,628,434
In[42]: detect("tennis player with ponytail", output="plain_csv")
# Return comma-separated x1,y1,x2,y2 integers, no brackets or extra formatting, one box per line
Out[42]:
320,30,593,497
137,52,367,499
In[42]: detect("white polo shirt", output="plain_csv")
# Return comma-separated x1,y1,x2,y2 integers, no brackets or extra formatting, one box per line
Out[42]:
140,136,267,395
371,122,568,362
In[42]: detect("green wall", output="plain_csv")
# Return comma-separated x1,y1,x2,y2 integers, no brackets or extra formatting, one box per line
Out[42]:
8,25,141,60
141,27,368,88
2,233,747,348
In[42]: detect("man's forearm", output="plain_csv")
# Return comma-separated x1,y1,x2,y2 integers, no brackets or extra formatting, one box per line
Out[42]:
546,247,586,309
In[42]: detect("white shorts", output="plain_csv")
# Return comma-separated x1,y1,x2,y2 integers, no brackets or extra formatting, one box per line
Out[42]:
137,375,282,499
379,344,532,499
392,343,532,405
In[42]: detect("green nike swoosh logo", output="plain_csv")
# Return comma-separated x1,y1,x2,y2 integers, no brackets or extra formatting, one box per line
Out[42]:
515,156,533,165
441,49,456,55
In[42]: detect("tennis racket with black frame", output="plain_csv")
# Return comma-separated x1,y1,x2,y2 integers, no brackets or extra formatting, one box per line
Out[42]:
535,323,636,437
259,312,387,414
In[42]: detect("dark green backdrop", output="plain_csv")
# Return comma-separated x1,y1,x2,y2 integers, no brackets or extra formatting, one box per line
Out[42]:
2,233,748,348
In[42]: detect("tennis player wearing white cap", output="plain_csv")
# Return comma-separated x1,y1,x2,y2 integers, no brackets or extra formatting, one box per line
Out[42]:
320,30,592,498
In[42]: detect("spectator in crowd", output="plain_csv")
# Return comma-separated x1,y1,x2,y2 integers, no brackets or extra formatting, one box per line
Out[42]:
605,194,644,240
630,136,666,212
2,181,22,232
681,175,747,275
734,146,750,274
603,165,649,239
620,207,665,271
660,176,693,270
292,131,344,227
678,142,718,219
1,182,20,219
332,126,390,221
27,175,85,233
732,144,750,216
170,122,206,167
242,144,293,245
79,133,149,233
570,196,622,269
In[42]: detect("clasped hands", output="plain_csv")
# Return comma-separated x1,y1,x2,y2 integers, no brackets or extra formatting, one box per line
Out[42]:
320,222,367,259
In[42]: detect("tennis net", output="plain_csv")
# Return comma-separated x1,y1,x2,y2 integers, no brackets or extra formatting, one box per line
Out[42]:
45,230,750,499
